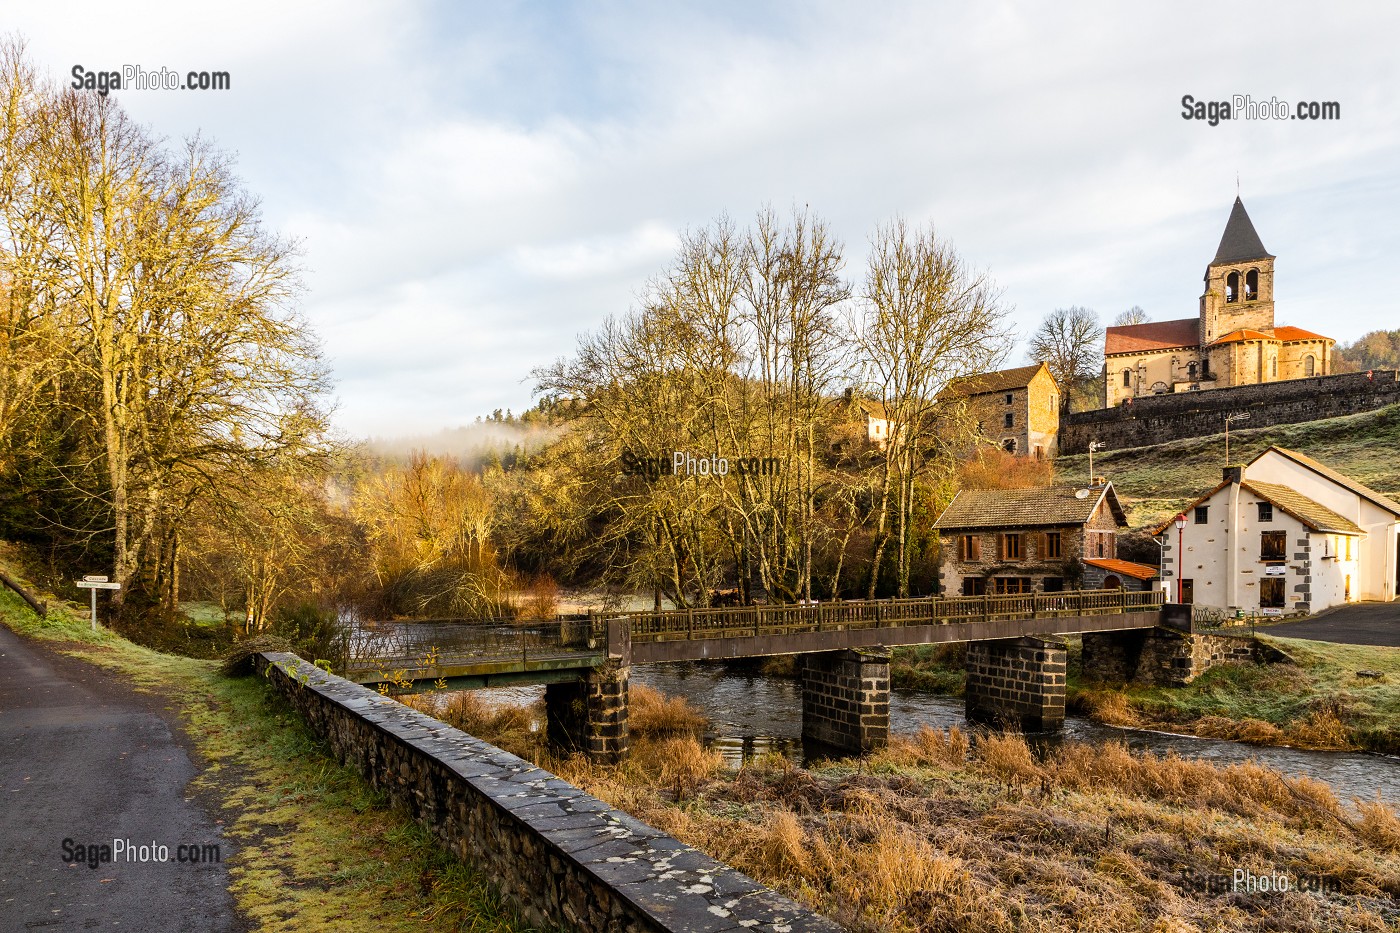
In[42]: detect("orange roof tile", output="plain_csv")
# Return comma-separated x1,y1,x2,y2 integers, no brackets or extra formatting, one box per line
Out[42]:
1210,328,1274,345
1105,318,1199,355
1273,325,1331,342
1083,558,1159,581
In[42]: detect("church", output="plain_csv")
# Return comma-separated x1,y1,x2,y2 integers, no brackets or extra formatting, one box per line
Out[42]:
1103,197,1335,407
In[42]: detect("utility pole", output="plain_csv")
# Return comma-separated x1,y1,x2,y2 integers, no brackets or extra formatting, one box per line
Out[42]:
1224,412,1251,466
1088,440,1105,483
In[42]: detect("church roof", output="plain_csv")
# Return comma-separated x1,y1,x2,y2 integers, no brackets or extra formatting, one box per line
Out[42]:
1273,326,1330,342
1211,328,1275,345
1105,318,1199,355
1212,196,1273,264
1209,326,1332,347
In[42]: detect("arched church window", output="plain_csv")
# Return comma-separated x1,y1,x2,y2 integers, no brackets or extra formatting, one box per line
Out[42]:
1122,368,1132,388
1271,357,1278,378
1304,355,1316,376
1245,269,1259,301
1226,271,1239,303
1188,361,1198,379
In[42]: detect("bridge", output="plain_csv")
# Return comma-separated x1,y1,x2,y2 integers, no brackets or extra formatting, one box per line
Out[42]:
346,589,1185,761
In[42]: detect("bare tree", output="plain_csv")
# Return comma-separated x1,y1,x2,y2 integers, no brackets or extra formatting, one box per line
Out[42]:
853,218,1012,598
1112,306,1149,327
1028,306,1103,414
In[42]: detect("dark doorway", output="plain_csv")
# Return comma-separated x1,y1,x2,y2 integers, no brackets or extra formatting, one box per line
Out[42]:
1260,577,1285,609
1181,579,1194,604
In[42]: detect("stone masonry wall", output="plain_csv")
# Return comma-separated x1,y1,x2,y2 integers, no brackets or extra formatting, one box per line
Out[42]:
799,650,890,753
1061,370,1400,454
964,637,1067,731
1080,628,1289,687
544,662,629,762
257,652,842,933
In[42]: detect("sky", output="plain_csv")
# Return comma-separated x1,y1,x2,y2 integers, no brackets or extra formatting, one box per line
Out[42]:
7,2,1400,438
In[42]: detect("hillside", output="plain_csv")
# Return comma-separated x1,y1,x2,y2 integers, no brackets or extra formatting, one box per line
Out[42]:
1056,402,1400,532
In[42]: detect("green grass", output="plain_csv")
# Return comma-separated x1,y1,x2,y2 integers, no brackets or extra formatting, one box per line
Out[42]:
1057,402,1400,530
0,584,540,933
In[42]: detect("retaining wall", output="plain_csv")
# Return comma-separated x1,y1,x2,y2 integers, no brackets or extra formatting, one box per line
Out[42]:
256,652,842,933
1060,370,1400,454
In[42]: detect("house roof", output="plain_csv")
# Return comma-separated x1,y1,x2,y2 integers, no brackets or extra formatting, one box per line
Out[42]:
932,483,1127,532
856,398,888,420
1150,477,1363,536
1254,446,1400,517
1212,196,1274,265
1083,558,1159,581
1105,318,1199,356
945,362,1052,397
1243,481,1363,534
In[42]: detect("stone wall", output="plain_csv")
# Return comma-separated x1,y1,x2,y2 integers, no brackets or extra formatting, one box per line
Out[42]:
257,652,842,933
799,650,890,753
1080,628,1291,687
964,636,1067,731
1061,370,1400,454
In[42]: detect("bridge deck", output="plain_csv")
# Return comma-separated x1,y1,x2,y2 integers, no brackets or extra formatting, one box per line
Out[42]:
346,590,1165,688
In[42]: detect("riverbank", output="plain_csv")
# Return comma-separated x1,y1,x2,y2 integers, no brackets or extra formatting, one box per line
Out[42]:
416,685,1400,933
0,586,534,933
890,635,1400,756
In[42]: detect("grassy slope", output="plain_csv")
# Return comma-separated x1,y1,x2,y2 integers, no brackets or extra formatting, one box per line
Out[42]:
0,582,537,933
1055,402,1400,531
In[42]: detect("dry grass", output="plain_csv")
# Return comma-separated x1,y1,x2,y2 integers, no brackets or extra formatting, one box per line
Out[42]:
628,683,709,738
1355,796,1400,853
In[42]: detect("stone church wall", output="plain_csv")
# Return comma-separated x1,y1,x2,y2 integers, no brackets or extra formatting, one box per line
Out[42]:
1061,370,1400,455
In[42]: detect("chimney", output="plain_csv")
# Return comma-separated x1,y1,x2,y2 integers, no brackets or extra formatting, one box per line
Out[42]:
1090,475,1107,487
1223,466,1243,484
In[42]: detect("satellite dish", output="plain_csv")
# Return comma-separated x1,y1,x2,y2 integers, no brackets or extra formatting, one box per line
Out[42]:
1075,489,1091,499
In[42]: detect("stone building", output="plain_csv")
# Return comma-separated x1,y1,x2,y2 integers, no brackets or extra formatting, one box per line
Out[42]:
1155,447,1400,612
943,361,1060,459
932,482,1127,595
1103,197,1334,407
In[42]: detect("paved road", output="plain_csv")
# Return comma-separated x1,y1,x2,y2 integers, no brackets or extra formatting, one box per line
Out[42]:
1263,601,1400,647
0,625,245,931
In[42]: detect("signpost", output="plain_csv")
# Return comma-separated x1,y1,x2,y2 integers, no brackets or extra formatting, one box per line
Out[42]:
75,575,121,632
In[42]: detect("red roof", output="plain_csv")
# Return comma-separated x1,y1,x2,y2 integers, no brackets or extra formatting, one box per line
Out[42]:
1105,318,1199,355
1211,328,1274,345
1273,325,1330,342
1082,558,1159,581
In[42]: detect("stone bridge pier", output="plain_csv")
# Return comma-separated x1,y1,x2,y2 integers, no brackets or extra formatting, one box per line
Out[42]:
964,636,1067,732
799,649,891,754
544,662,629,763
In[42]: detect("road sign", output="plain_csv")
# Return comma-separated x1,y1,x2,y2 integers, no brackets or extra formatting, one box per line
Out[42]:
75,577,121,632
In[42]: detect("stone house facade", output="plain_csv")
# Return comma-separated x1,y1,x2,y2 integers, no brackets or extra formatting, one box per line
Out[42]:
1103,197,1333,408
944,361,1060,459
932,483,1127,595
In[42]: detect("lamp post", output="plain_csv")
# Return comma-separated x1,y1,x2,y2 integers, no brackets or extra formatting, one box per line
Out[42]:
1088,440,1105,484
1224,411,1250,466
1173,513,1187,603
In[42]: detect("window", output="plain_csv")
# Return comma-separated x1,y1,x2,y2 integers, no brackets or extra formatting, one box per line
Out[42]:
993,577,1033,594
1226,270,1239,303
1260,577,1285,608
958,535,980,561
1181,579,1194,604
1004,413,1014,428
1001,533,1022,561
1044,532,1062,558
1271,357,1278,378
1245,269,1259,301
1261,530,1287,561
1122,369,1132,388
1049,395,1057,411
1345,536,1353,561
1304,355,1316,376
962,576,986,596
1033,445,1044,460
1257,502,1273,522
1194,506,1209,524
1005,393,1014,405
1002,438,1017,453
1042,577,1065,593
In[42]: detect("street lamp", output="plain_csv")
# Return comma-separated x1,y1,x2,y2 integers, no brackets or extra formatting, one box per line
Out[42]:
1224,412,1251,466
1173,513,1188,603
1088,440,1105,484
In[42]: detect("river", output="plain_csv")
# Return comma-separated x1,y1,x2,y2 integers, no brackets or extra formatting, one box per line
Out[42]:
463,660,1398,805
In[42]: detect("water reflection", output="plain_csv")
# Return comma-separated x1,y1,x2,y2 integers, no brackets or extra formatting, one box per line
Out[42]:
462,660,1399,805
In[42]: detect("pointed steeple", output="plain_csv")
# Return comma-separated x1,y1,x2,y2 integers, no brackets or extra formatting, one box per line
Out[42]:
1212,196,1273,264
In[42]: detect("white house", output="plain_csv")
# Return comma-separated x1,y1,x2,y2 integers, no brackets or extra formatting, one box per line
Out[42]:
1156,447,1400,613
